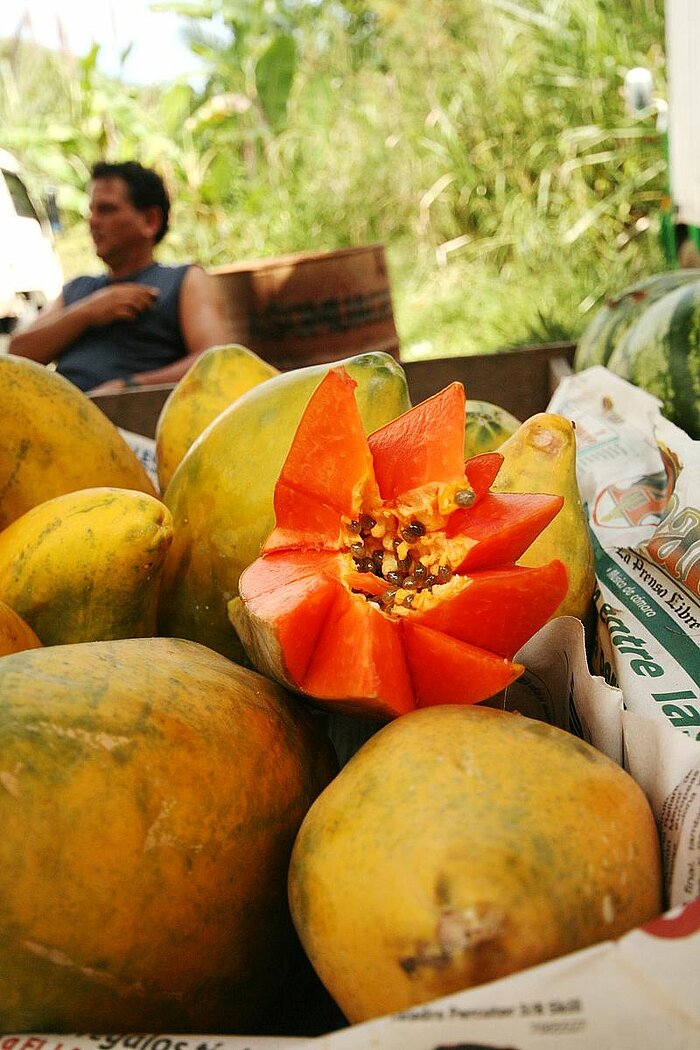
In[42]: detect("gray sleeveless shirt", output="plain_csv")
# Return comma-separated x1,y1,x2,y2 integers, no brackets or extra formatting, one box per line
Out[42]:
57,262,191,391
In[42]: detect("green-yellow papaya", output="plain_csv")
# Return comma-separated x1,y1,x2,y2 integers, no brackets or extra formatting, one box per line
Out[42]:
491,412,596,622
289,705,662,1024
0,636,337,1032
464,399,521,457
158,351,412,662
155,343,279,492
0,487,173,644
0,355,156,529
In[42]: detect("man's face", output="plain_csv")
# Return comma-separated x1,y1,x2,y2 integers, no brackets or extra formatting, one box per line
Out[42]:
88,177,159,265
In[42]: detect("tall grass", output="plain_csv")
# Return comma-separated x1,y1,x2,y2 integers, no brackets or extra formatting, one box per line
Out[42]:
1,0,669,359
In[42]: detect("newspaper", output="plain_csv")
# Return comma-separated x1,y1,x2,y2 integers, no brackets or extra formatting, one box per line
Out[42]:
289,899,700,1049
119,427,160,493
547,365,700,907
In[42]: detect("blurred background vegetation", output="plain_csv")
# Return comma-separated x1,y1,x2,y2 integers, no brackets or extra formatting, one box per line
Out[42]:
0,0,669,359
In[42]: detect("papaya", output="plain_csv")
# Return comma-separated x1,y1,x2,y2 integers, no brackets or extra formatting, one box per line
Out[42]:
0,487,173,644
288,704,663,1024
491,412,596,622
0,598,41,655
159,351,412,663
0,355,156,529
155,342,279,492
0,636,337,1033
229,370,568,719
464,398,520,457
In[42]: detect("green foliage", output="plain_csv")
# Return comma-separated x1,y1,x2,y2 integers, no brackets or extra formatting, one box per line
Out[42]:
255,34,296,130
0,0,670,359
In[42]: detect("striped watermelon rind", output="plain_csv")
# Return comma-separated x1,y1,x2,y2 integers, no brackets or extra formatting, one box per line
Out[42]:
464,399,521,457
574,269,700,372
607,281,700,439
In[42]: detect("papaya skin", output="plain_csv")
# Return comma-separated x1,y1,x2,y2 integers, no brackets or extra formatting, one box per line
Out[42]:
0,598,42,655
159,351,412,663
155,342,279,492
0,486,173,644
0,355,156,530
491,412,596,621
288,704,663,1024
0,637,338,1032
464,398,520,457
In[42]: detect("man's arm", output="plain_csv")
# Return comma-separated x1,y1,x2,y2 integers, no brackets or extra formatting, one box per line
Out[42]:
179,264,232,360
88,265,233,393
8,295,86,364
8,284,160,364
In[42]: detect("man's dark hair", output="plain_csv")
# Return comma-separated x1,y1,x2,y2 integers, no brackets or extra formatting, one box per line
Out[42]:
91,160,171,244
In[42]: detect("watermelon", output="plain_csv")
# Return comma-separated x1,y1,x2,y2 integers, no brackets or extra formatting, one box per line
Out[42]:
607,280,700,439
574,270,700,372
464,399,520,458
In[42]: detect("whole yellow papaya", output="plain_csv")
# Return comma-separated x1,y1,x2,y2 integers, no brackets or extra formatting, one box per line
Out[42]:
0,636,337,1032
0,355,156,529
159,351,412,662
492,412,596,621
289,704,662,1024
155,343,279,492
0,486,173,644
0,599,42,655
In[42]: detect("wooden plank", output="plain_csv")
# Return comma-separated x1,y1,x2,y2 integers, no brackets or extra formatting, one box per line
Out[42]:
92,384,172,439
402,342,576,420
92,343,578,438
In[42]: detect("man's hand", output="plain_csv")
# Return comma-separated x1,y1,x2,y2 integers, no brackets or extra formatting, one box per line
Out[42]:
86,283,160,326
87,377,134,395
6,285,156,366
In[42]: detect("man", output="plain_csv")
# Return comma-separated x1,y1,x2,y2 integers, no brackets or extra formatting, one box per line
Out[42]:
8,160,232,394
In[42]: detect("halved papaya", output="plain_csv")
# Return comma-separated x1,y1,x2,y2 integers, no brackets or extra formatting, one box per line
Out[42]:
229,369,568,719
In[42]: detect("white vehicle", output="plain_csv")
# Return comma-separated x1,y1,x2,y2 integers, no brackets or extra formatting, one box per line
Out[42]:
0,148,63,333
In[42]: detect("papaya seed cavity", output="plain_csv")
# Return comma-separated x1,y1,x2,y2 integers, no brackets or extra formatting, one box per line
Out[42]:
343,508,455,614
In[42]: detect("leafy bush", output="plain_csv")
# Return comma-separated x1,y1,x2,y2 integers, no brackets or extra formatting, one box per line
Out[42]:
0,0,668,358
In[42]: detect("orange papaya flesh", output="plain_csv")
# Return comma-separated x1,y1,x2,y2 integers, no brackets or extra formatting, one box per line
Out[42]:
344,566,393,597
237,554,413,719
238,553,562,704
267,486,348,553
302,588,415,719
401,620,524,706
464,451,504,497
230,368,568,718
246,554,567,663
265,369,379,553
368,381,468,500
268,574,339,685
240,549,340,596
447,491,565,572
409,560,568,658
